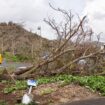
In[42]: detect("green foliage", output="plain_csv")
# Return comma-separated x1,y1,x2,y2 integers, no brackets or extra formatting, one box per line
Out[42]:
38,75,73,84
4,52,32,62
3,75,105,96
3,81,27,94
40,88,55,95
38,75,105,96
4,52,20,62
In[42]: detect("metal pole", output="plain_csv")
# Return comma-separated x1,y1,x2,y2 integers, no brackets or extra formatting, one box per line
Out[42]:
28,86,32,94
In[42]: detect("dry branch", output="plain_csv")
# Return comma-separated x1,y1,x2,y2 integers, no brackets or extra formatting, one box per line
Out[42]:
6,5,104,80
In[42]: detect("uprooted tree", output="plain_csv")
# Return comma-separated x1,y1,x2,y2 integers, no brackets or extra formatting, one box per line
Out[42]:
1,4,105,81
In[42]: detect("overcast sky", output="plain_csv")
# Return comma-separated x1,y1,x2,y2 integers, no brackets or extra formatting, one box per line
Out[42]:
0,0,105,41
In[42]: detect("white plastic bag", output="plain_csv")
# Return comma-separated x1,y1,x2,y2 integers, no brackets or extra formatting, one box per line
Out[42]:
22,93,32,104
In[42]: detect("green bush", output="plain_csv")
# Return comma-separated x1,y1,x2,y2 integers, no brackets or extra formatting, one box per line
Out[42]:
38,75,105,96
4,52,19,62
4,52,32,62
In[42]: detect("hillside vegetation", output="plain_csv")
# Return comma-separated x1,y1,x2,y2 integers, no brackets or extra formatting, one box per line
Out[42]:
0,22,50,61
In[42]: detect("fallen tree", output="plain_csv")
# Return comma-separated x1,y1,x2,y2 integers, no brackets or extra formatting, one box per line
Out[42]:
1,4,105,81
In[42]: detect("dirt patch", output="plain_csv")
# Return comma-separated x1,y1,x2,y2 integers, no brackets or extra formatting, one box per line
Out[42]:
0,84,17,105
0,82,100,105
33,83,100,105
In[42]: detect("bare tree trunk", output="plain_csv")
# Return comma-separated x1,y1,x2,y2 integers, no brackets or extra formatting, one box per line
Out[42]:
11,39,15,56
31,44,34,58
1,37,4,54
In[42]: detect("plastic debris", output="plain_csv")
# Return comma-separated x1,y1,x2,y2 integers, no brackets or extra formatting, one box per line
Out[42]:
22,79,38,104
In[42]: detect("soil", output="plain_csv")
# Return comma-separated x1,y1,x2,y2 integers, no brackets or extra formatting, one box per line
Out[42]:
0,82,101,105
0,84,17,105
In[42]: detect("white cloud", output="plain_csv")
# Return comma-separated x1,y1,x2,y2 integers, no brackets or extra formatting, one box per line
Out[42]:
84,0,105,42
0,0,52,38
0,0,85,39
0,0,49,21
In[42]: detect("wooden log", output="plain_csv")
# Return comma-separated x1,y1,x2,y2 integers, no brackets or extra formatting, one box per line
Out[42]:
14,65,33,75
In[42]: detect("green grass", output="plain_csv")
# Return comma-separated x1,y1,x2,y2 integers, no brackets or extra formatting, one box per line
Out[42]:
37,75,105,96
3,74,105,96
40,88,55,95
3,52,32,62
3,80,27,94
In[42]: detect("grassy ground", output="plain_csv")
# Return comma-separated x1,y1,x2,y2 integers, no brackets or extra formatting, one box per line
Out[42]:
3,74,105,95
1,74,105,105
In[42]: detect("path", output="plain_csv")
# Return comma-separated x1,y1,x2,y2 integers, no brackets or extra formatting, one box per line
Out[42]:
62,98,105,105
0,59,32,69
